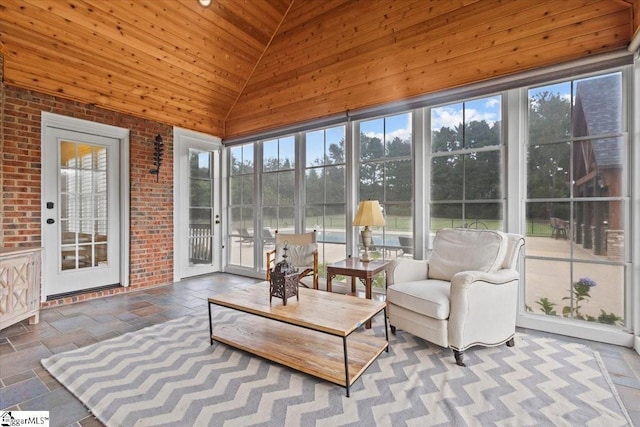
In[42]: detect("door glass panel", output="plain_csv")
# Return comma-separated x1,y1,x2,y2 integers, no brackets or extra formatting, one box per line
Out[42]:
59,141,108,271
189,149,214,265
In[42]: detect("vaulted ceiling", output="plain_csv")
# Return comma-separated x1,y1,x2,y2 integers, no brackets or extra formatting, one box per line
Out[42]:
0,0,637,140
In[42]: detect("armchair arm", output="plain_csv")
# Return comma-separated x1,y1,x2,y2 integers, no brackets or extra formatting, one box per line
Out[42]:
451,269,519,289
448,269,520,351
387,258,428,286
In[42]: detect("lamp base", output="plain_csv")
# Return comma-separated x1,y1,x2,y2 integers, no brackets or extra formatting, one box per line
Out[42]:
360,227,373,262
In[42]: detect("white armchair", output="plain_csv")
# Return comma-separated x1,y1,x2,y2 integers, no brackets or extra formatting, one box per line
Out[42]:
386,228,524,366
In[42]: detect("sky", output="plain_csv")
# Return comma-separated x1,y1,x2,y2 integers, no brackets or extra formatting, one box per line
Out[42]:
430,96,501,131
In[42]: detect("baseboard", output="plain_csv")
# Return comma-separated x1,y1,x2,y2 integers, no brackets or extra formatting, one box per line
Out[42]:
46,283,122,301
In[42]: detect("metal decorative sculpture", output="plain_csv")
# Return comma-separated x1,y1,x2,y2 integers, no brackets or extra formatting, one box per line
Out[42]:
269,243,299,305
149,134,164,182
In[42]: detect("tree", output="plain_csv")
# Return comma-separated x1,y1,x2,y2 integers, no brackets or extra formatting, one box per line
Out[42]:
527,91,571,219
430,119,502,221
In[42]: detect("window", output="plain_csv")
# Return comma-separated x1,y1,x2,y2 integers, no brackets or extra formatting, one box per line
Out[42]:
430,96,504,233
525,72,627,328
261,136,295,240
304,126,347,275
229,144,254,267
358,113,413,261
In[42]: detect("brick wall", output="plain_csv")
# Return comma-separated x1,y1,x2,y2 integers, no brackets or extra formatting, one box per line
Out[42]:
605,229,624,261
1,57,175,306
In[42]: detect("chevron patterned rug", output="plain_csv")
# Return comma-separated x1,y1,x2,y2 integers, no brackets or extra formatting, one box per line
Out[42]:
41,307,632,427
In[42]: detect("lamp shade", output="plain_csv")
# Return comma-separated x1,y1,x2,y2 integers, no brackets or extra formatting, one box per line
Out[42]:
353,200,386,227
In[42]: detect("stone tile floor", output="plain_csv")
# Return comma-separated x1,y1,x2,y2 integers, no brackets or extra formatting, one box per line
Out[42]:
1,273,639,426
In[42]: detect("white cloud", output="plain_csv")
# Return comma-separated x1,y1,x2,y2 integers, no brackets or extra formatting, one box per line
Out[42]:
431,107,462,130
364,128,411,142
485,98,500,108
431,106,499,130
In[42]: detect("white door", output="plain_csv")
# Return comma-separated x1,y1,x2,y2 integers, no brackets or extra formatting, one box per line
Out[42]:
174,128,223,279
42,128,121,297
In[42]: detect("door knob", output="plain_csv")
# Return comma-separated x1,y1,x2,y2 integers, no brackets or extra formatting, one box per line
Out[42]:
46,218,55,224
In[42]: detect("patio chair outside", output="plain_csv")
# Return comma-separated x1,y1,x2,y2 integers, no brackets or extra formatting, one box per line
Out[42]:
236,228,254,244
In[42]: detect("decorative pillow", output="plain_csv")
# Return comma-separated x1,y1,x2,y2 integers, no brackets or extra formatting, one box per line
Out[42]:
428,228,507,281
275,243,317,268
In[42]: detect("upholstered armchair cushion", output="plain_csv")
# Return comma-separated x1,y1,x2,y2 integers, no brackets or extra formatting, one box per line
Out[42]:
386,279,451,320
428,228,507,281
275,243,317,268
387,258,429,285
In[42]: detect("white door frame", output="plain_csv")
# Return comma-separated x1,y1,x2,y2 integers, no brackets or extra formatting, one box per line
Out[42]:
41,112,130,300
173,127,223,281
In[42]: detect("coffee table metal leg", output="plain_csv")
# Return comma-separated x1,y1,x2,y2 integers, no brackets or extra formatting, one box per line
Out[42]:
208,302,213,345
343,336,350,397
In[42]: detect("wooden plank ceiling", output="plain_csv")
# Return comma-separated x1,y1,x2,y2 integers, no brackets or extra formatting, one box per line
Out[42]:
0,0,635,140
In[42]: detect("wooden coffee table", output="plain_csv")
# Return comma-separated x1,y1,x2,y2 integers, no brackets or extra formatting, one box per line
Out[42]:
208,283,388,397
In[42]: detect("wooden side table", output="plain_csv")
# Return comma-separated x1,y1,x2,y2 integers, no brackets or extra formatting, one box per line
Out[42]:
326,258,390,328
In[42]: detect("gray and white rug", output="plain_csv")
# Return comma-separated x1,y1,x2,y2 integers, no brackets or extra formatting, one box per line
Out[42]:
42,307,632,426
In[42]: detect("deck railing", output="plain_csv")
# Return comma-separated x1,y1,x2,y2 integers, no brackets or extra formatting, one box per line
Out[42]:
189,224,212,264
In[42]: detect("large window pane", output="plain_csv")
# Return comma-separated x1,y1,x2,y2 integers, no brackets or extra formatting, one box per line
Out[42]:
431,155,463,200
359,113,413,265
430,96,503,234
464,151,501,200
385,159,412,202
278,171,295,205
528,82,571,143
573,74,621,137
573,200,625,261
525,258,624,327
525,258,571,317
526,142,570,199
228,143,255,269
263,139,279,172
262,173,278,205
432,103,463,152
304,126,347,275
325,166,345,203
573,137,623,198
430,203,462,230
359,163,384,200
525,72,627,329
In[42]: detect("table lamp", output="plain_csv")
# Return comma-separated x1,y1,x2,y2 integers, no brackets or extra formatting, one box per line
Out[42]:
353,200,385,262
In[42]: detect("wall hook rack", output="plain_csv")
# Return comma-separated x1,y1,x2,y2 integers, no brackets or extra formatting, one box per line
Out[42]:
150,134,164,182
